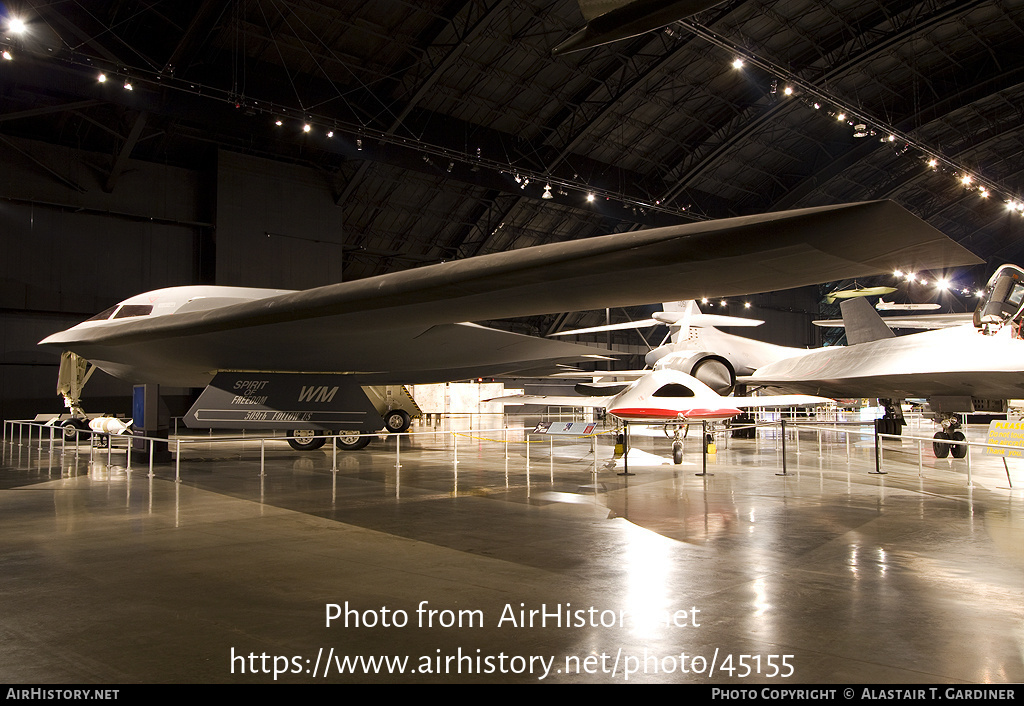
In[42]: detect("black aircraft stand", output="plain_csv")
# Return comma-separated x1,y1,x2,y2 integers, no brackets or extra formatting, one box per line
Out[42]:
617,422,634,476
696,420,713,476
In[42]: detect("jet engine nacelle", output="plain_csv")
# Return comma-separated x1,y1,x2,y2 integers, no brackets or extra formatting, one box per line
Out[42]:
652,351,736,395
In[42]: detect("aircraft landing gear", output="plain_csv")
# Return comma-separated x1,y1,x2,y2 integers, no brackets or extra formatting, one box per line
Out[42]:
383,409,412,433
287,429,326,450
60,417,90,440
876,398,906,436
665,424,685,464
932,417,967,458
335,431,372,450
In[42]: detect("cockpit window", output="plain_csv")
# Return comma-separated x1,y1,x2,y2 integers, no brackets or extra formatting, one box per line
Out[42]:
112,305,153,319
85,306,118,322
653,383,695,397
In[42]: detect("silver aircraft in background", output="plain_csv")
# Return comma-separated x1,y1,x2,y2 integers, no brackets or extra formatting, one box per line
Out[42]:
746,264,1024,457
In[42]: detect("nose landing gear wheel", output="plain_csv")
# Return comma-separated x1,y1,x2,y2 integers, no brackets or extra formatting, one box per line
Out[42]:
672,441,683,465
60,418,90,440
933,431,950,458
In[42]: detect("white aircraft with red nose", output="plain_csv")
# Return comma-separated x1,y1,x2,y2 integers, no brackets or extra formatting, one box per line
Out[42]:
491,367,830,463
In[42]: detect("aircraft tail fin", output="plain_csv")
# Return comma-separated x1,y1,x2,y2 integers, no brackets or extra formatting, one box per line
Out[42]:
841,297,896,345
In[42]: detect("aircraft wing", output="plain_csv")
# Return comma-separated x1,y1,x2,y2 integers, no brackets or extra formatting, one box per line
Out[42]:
728,394,833,408
486,394,614,407
812,313,974,329
40,200,980,388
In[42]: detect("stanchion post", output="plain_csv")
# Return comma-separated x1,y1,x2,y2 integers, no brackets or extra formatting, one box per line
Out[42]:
776,418,790,476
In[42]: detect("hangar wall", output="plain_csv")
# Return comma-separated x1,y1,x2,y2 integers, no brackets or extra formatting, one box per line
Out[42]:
216,150,345,290
0,139,347,421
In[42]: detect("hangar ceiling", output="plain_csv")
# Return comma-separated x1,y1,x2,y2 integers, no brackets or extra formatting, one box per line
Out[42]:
1,0,1022,336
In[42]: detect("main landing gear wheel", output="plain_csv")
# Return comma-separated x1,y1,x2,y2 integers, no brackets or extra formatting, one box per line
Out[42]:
950,430,968,459
933,431,951,458
383,409,412,433
287,429,326,451
335,431,372,450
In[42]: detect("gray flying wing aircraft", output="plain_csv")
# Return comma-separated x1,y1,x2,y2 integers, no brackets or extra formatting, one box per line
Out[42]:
38,200,979,442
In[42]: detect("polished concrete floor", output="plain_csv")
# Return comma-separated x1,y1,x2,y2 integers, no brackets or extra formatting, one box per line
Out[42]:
1,416,1022,684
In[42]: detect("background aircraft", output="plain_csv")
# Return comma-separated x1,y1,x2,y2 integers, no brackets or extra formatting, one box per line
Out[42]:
491,368,829,464
745,264,1024,457
550,299,813,394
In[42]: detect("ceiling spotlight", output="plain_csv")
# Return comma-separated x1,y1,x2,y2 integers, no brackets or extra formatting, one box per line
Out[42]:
731,58,744,69
326,130,333,138
303,123,311,133
979,188,989,198
783,86,793,96
97,72,107,82
274,119,283,126
1,50,11,61
960,174,972,186
927,158,938,168
586,192,595,203
542,184,553,199
836,113,846,121
701,298,709,304
123,81,132,90
8,18,26,34
887,135,896,142
893,269,903,277
720,300,727,307
936,278,950,290
853,124,868,138
813,102,821,110
744,302,751,309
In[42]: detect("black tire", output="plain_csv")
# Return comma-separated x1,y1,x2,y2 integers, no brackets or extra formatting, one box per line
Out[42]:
933,431,950,459
335,431,372,450
287,430,326,451
950,431,968,459
672,441,683,465
383,409,412,433
60,418,89,440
